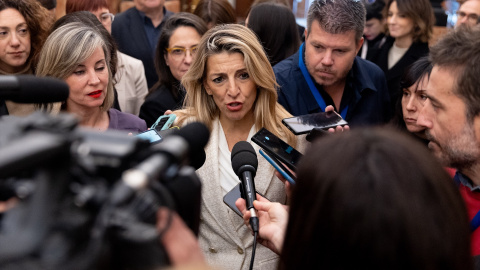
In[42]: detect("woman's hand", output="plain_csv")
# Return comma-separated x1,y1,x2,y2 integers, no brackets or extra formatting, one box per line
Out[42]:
235,195,289,255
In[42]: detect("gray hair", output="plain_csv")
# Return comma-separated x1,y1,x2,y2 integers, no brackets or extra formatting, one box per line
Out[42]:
36,22,114,111
307,0,366,41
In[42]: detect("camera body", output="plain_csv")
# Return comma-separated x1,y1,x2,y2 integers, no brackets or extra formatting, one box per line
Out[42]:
0,112,202,270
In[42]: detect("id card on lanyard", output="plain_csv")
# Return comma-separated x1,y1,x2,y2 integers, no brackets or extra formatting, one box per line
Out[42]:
298,43,348,119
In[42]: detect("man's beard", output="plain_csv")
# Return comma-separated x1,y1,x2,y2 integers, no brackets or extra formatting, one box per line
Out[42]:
425,125,480,170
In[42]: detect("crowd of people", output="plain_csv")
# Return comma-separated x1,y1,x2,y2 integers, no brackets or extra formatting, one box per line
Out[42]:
2,0,480,269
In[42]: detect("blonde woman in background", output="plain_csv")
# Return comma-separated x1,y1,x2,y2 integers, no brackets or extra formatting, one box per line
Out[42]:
36,23,146,132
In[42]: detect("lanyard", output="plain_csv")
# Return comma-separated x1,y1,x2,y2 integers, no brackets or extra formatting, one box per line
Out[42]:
454,173,480,232
298,43,348,119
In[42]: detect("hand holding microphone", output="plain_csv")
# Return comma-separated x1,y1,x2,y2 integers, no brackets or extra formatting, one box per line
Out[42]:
231,141,259,233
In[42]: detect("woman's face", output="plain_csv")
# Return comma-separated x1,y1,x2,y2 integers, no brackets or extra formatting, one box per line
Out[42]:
364,18,384,41
0,8,31,73
402,75,428,134
387,1,414,40
65,46,109,111
165,26,201,81
91,7,113,34
204,52,257,124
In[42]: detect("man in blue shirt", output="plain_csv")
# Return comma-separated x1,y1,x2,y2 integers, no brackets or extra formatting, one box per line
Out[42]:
274,0,391,127
112,0,173,88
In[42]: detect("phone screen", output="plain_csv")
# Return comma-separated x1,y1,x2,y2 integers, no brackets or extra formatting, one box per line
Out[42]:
251,128,303,171
282,111,348,135
136,129,163,144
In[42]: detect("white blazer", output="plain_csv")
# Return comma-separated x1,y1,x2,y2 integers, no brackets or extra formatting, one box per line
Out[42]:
115,52,148,116
195,118,307,270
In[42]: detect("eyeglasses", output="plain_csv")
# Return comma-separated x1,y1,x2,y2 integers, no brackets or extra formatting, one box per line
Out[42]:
99,13,115,25
166,46,198,58
456,11,479,23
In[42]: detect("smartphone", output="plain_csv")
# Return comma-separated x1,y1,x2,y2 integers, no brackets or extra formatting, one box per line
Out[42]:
282,111,348,135
251,128,303,171
259,149,296,185
136,129,163,144
151,114,176,132
223,184,268,217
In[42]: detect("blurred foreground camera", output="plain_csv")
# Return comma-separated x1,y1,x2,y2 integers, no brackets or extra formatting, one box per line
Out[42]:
0,112,209,270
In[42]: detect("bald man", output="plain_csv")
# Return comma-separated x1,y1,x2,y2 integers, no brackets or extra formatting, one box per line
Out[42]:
456,0,480,27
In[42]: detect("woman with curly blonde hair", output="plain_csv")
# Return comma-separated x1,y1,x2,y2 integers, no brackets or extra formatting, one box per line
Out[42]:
173,24,306,270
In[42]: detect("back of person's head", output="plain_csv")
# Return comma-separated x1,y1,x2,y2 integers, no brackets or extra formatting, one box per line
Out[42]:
429,26,480,121
251,0,291,9
247,3,300,66
36,22,114,111
306,0,365,41
384,0,435,43
52,11,118,82
66,0,107,13
36,0,56,10
153,12,208,93
366,0,385,21
193,0,236,28
0,0,53,71
280,128,472,270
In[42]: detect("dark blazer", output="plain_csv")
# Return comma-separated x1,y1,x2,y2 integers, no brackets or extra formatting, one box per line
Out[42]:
139,84,185,127
370,36,429,107
111,7,173,89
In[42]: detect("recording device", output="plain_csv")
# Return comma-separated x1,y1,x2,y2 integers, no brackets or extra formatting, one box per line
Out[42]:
282,111,348,135
231,141,259,233
136,129,163,144
251,127,303,171
223,183,268,217
0,112,209,270
259,149,295,185
0,75,69,103
151,114,176,132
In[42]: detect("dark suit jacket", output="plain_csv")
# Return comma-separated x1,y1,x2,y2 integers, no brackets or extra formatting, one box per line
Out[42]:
111,7,173,89
370,36,429,107
139,84,185,127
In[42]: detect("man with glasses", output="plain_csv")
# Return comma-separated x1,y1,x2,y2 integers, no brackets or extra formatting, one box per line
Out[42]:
112,0,173,89
455,0,480,27
273,0,391,127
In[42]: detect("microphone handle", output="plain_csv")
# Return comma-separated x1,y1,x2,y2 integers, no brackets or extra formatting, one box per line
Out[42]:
241,170,256,210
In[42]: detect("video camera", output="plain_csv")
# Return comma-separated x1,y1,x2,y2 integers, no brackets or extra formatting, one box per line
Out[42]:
0,112,209,270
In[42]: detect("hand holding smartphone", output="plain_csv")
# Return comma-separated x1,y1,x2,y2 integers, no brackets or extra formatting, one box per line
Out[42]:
151,114,176,132
223,184,268,217
282,111,348,135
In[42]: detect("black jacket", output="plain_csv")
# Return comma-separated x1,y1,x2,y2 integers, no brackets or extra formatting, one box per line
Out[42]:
370,36,429,107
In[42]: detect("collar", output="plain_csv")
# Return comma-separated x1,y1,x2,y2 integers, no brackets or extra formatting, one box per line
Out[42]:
454,171,480,192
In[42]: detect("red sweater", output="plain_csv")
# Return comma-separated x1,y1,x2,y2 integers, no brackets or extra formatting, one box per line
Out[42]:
458,183,480,256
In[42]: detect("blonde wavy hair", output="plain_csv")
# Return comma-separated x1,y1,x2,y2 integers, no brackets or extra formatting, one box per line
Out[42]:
36,22,114,112
175,24,296,146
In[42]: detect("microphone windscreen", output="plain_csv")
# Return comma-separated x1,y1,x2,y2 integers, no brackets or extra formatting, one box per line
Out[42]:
0,75,69,103
176,122,210,152
190,148,206,170
231,141,258,176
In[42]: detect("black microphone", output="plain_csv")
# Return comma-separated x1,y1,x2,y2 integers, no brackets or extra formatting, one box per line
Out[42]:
114,122,210,204
0,75,69,103
231,141,259,232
